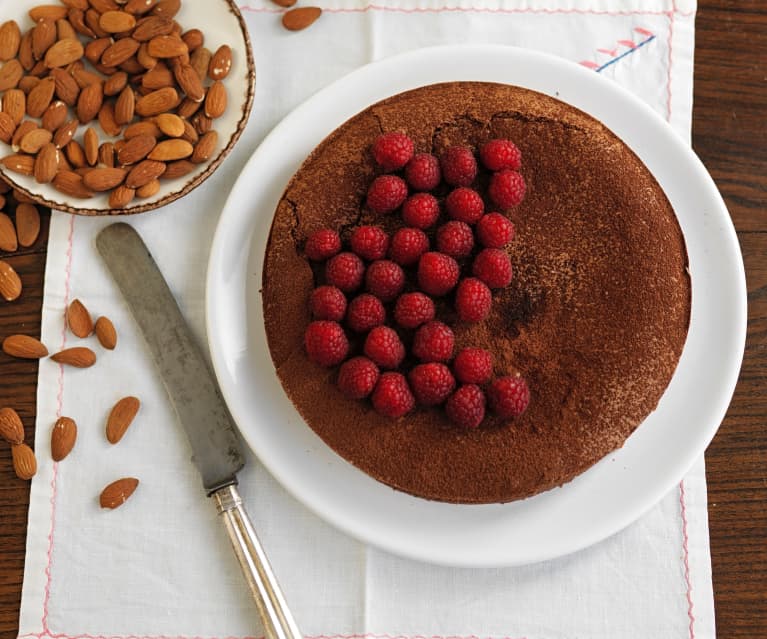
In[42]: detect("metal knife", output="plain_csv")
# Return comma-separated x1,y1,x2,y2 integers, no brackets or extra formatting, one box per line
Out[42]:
96,222,301,639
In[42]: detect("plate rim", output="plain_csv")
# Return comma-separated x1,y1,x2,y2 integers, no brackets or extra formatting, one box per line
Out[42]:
205,44,747,567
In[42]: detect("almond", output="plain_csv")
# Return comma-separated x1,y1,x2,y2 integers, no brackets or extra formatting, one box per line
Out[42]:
146,34,187,58
12,122,37,151
141,62,173,89
114,85,135,124
173,62,203,102
103,70,127,96
1,153,34,176
132,15,174,41
94,315,117,349
135,178,159,198
180,28,203,52
26,77,56,117
180,117,197,144
3,334,48,361
65,139,86,167
0,111,15,143
0,212,16,251
151,0,181,19
189,46,210,83
99,11,137,33
20,128,53,154
99,477,139,508
29,5,70,22
0,59,24,91
41,100,67,131
0,407,24,444
76,81,103,123
32,20,57,60
45,38,84,68
56,17,78,41
52,169,93,198
90,0,121,13
208,45,232,81
204,80,226,118
125,158,165,187
66,298,93,336
19,75,41,94
34,142,59,183
136,42,157,70
84,36,111,64
2,89,26,125
85,9,109,39
82,166,126,191
71,62,101,88
108,184,134,207
191,112,211,135
125,0,155,14
147,138,192,161
53,118,78,148
50,346,96,367
117,133,155,164
51,416,77,461
0,21,21,61
101,37,140,67
106,395,140,444
11,443,36,480
67,8,95,39
154,112,184,137
0,259,22,300
161,158,193,180
135,86,178,116
282,6,322,31
83,126,99,165
98,141,114,167
123,119,160,139
13,189,35,204
51,68,79,105
18,31,34,70
15,203,41,246
98,101,122,136
190,129,217,164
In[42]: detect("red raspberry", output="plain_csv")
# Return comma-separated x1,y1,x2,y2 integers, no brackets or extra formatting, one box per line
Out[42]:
337,356,379,399
366,175,408,214
365,259,405,302
393,292,435,329
304,228,341,261
372,132,414,171
436,221,474,258
452,347,493,384
371,372,415,418
445,187,484,224
405,153,441,191
472,248,513,289
364,325,405,369
402,193,440,229
454,277,492,322
412,320,454,362
325,252,365,292
440,146,477,187
417,252,459,297
488,375,530,418
346,294,386,333
446,385,486,429
309,285,347,321
476,212,515,248
488,169,526,210
350,225,389,261
408,363,456,406
389,227,429,266
479,139,522,171
304,320,349,367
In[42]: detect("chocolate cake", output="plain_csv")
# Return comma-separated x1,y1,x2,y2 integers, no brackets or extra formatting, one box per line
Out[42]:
261,82,691,504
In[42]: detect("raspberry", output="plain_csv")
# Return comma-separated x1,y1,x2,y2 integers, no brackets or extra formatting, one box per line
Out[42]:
488,169,526,210
435,221,474,258
446,385,486,429
346,294,386,333
401,193,440,229
365,259,405,302
404,153,441,191
350,225,389,261
363,325,405,369
454,277,492,322
417,252,459,296
488,375,530,418
393,292,435,329
389,227,429,266
371,372,415,418
440,146,477,187
408,363,456,406
309,285,347,321
304,321,349,367
476,212,515,248
325,251,365,292
472,248,513,289
445,187,484,224
366,175,408,214
372,132,414,171
412,320,454,362
337,356,379,399
304,228,341,261
479,139,522,172
452,347,493,384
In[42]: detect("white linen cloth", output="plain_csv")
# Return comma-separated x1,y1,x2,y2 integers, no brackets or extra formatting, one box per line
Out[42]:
17,1,715,638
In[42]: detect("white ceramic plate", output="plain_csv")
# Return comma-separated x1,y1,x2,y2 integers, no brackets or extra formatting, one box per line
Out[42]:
0,0,254,215
206,45,747,567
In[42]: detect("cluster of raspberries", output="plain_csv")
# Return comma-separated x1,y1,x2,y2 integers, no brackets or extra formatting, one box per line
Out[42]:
301,132,530,429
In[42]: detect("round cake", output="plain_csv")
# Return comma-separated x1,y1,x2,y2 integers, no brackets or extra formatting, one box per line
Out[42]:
262,81,691,504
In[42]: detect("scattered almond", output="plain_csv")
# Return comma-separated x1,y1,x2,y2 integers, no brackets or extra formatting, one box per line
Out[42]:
135,86,178,116
208,45,232,81
147,34,187,59
100,36,139,67
26,76,56,116
0,111,15,143
41,99,67,131
161,158,193,179
76,81,103,123
99,11,137,34
2,334,48,359
106,395,140,444
53,169,93,198
83,166,127,191
44,38,84,68
0,407,24,445
11,442,36,480
20,127,53,154
0,211,16,251
66,298,93,337
1,154,35,176
126,158,165,187
0,259,22,300
15,202,41,246
204,80,225,118
2,88,26,124
29,6,70,22
109,184,134,208
99,477,139,509
0,21,21,62
50,346,96,367
34,141,59,183
51,416,77,461
148,138,192,161
94,315,117,349
282,6,322,31
173,63,203,102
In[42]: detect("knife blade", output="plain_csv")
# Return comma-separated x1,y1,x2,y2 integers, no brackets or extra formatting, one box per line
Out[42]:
96,222,301,639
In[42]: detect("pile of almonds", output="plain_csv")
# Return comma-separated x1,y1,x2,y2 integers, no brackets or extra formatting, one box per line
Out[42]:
0,0,232,209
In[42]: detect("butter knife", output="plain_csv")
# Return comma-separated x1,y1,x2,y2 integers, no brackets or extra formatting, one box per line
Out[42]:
96,222,301,639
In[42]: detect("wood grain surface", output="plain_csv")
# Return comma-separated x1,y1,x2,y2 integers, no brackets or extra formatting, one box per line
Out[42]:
0,1,765,637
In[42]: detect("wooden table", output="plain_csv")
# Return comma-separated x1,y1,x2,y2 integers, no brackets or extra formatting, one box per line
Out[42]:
1,2,765,637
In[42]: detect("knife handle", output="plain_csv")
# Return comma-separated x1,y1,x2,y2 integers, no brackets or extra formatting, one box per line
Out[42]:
213,484,302,639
